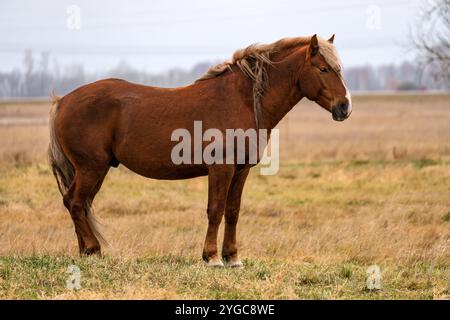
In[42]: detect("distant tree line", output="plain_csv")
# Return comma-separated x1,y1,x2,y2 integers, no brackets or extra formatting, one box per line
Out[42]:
0,51,448,98
344,61,446,91
411,0,449,87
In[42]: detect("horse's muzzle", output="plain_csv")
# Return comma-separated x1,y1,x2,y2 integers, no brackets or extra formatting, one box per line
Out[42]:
332,103,351,121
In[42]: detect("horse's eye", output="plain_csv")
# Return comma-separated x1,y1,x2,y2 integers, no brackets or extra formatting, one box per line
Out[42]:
320,67,328,73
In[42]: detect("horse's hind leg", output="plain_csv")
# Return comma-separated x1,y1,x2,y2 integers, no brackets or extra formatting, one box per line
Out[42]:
63,166,109,255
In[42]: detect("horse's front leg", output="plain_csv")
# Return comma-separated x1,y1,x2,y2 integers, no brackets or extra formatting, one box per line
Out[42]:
202,165,235,267
222,168,250,268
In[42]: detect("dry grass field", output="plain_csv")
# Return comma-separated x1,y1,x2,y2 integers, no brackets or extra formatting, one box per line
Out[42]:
0,93,449,299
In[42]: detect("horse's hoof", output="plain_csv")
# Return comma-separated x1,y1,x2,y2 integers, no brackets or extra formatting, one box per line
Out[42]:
224,260,244,269
206,257,224,268
81,246,101,256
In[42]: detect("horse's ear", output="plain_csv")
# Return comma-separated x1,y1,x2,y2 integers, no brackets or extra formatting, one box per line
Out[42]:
310,34,319,56
328,34,335,44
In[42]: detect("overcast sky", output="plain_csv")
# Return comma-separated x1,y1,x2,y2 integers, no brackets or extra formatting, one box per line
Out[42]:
0,0,423,74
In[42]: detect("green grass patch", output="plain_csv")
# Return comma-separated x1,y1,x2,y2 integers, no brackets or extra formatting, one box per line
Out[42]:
413,158,440,169
0,255,448,299
442,211,450,222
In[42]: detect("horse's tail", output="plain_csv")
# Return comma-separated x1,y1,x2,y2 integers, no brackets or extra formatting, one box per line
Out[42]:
48,91,72,196
48,90,108,246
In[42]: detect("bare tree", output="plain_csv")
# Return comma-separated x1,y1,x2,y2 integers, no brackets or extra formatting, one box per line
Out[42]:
411,0,450,87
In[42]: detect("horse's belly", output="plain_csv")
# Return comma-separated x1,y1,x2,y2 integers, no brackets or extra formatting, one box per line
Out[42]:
118,156,208,180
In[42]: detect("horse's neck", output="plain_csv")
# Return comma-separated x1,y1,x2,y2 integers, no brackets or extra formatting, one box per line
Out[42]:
259,47,306,130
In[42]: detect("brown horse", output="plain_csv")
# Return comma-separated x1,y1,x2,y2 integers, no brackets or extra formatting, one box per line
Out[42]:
48,34,352,267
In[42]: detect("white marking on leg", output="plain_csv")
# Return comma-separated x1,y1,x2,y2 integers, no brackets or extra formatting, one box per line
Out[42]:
206,257,224,268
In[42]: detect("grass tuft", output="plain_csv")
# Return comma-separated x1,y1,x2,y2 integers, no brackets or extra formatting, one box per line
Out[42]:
442,211,450,222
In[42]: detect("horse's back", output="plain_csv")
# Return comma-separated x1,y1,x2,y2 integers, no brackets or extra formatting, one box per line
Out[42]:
53,76,253,179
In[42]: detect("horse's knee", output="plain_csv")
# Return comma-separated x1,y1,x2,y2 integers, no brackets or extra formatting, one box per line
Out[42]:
225,207,240,225
207,207,224,225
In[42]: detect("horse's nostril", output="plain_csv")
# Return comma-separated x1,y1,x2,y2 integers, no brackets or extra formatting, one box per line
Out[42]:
339,103,347,111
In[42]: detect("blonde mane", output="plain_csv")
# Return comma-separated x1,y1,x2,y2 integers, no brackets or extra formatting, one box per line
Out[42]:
196,36,341,127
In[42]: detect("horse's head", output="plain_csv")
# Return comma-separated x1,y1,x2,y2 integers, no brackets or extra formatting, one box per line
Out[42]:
300,34,352,121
